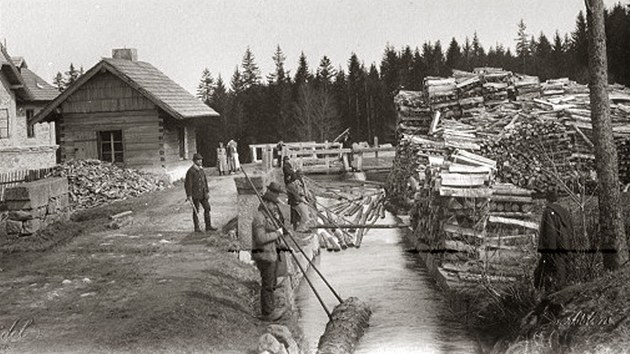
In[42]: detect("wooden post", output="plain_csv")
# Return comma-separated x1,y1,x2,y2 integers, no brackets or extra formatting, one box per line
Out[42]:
249,145,258,162
325,140,330,171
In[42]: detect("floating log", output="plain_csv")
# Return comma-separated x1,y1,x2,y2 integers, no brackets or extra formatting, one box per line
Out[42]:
316,297,372,354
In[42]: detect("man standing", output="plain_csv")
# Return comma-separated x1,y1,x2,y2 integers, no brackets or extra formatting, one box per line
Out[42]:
286,171,310,229
534,189,574,292
185,153,217,232
252,182,287,321
282,156,295,185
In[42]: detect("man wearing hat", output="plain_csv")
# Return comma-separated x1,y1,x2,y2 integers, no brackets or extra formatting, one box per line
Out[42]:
286,170,311,229
251,182,287,321
282,156,295,185
185,153,217,232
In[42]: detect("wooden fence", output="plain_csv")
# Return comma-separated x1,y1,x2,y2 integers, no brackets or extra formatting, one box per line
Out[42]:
0,167,55,201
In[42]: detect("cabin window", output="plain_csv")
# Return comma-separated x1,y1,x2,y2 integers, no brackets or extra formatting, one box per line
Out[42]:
98,130,124,163
26,109,35,138
0,108,8,139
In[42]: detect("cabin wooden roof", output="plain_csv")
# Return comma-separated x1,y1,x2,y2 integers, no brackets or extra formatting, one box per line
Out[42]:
33,57,219,123
20,68,60,101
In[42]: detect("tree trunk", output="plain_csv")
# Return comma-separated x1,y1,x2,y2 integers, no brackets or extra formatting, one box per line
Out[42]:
585,0,629,269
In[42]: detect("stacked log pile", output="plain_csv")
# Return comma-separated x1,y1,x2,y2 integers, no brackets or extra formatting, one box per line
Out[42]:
51,159,165,209
394,90,431,136
389,69,630,292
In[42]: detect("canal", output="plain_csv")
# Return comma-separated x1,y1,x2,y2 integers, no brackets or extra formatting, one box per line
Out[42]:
295,207,479,353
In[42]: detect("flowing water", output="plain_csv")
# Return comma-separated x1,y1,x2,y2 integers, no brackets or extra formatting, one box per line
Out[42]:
295,211,479,354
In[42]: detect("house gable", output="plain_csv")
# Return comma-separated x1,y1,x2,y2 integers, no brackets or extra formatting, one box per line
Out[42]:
61,70,155,114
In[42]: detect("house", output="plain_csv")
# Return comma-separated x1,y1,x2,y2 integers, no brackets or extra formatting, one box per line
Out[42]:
32,48,220,181
0,44,58,172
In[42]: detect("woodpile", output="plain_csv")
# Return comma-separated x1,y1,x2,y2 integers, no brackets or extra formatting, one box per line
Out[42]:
393,69,630,196
51,159,165,209
617,136,630,184
303,177,386,251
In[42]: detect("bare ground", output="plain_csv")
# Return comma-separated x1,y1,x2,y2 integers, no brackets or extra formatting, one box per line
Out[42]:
0,171,279,353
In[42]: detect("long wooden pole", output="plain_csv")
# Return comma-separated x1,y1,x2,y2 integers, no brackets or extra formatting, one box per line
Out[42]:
313,224,409,229
240,167,344,306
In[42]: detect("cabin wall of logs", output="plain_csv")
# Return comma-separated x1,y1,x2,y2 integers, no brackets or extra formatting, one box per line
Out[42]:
387,67,630,291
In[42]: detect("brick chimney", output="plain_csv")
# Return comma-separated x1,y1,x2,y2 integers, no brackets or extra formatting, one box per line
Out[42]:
112,48,137,61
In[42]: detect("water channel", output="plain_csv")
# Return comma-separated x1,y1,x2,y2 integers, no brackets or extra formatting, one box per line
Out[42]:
296,197,479,353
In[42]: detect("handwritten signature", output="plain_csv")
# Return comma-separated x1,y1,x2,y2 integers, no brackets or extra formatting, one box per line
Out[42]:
0,318,33,343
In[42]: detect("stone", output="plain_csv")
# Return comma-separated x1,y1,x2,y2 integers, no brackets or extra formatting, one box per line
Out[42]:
257,333,287,354
8,210,34,221
266,325,299,354
4,177,69,210
22,218,41,235
5,219,23,235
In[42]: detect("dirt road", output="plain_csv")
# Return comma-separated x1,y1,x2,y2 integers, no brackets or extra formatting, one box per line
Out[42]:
0,172,272,353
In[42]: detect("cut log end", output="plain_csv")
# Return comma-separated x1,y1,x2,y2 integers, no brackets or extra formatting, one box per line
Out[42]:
316,297,372,354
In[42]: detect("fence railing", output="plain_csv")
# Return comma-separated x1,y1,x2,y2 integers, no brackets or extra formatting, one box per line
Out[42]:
0,167,55,201
251,140,395,173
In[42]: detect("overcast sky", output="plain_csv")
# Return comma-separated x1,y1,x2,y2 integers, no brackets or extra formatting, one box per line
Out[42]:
1,0,627,93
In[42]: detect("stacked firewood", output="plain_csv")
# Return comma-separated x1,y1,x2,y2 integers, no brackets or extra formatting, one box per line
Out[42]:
394,90,431,136
52,159,165,209
617,136,630,184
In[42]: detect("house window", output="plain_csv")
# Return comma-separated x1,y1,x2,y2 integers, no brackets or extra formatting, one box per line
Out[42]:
26,109,35,138
98,130,124,163
0,108,8,139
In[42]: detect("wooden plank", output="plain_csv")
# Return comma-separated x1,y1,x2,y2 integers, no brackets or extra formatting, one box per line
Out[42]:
454,150,497,167
439,187,492,198
443,224,483,238
440,173,489,187
488,216,539,229
490,195,533,203
448,164,492,174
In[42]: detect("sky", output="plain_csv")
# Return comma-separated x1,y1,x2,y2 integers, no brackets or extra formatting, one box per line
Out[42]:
1,0,627,94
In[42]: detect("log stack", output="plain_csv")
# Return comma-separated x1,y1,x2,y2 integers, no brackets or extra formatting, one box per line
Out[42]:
51,159,165,209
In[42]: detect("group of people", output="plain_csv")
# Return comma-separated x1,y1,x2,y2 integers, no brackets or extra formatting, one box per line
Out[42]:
216,139,240,176
186,141,577,324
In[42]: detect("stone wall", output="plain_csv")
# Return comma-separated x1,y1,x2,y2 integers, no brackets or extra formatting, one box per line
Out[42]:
3,177,69,237
0,145,58,171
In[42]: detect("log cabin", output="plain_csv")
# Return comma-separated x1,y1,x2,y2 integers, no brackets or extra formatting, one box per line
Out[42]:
32,48,219,181
0,44,58,172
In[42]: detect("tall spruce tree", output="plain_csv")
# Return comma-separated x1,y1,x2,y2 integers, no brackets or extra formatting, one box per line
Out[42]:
380,44,400,94
64,63,80,89
196,68,215,104
445,38,462,72
267,45,289,84
515,19,530,73
241,47,261,88
585,0,628,269
316,56,336,88
230,66,244,94
294,52,312,87
571,11,590,81
53,72,65,92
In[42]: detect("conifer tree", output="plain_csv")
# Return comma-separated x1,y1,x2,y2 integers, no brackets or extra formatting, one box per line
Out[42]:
230,67,244,94
294,52,312,87
267,45,289,84
196,68,215,104
241,47,261,88
445,38,462,72
53,72,65,92
64,63,80,89
316,56,336,87
380,44,400,94
515,19,530,73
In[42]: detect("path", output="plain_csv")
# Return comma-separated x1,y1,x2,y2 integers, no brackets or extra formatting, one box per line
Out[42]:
0,171,267,353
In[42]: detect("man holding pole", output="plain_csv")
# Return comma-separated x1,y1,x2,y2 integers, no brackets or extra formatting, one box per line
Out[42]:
185,153,217,233
252,182,288,321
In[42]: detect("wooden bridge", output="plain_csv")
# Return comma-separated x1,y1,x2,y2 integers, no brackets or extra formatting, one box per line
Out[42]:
249,140,395,174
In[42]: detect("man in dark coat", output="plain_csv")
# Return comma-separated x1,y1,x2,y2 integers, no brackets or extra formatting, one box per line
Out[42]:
282,156,295,185
185,153,217,232
286,170,310,229
534,189,574,292
251,182,287,321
